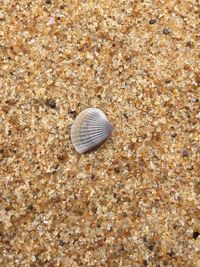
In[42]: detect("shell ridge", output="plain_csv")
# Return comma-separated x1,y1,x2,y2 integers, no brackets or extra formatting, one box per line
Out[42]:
71,108,112,154
73,132,107,145
76,134,108,150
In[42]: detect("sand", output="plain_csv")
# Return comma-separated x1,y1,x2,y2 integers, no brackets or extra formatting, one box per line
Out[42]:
0,0,200,266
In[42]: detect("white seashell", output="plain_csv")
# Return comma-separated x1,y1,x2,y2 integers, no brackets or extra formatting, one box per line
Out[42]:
71,108,113,154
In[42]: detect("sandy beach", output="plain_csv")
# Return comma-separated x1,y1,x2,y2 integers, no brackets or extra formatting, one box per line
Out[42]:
0,1,199,266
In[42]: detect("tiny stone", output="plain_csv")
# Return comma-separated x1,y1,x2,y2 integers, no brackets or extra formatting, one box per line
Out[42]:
195,98,199,102
68,110,77,118
113,193,117,198
143,237,147,243
192,231,199,239
163,28,170,34
123,113,128,120
182,150,189,157
91,174,95,180
165,79,171,84
45,0,52,4
186,41,193,48
147,244,154,251
114,165,120,173
143,238,155,251
28,204,33,211
59,240,65,246
57,154,66,161
167,250,174,257
45,99,56,109
149,19,156,24
171,133,177,138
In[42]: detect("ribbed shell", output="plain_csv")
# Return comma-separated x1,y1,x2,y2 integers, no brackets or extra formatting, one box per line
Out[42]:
71,108,112,154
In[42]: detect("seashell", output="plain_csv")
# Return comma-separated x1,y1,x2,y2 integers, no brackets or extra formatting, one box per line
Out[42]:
71,108,113,154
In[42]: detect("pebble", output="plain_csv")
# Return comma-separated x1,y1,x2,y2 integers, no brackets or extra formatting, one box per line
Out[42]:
149,19,157,24
59,240,65,246
114,166,120,173
163,28,170,34
193,231,199,239
45,99,56,109
171,133,177,138
182,150,189,157
27,204,33,211
91,174,96,180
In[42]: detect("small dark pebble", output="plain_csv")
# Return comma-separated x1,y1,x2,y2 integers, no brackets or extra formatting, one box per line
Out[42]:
147,244,154,251
91,174,96,180
163,28,170,34
53,164,59,172
195,98,199,102
57,154,65,161
165,79,171,84
45,0,52,4
143,260,148,266
143,237,155,251
113,193,117,198
68,110,77,119
182,150,189,157
28,204,33,211
57,153,68,162
122,211,128,217
189,165,194,171
167,250,174,257
171,133,177,138
149,19,156,24
186,41,193,48
114,166,120,173
45,99,56,109
143,237,147,243
123,113,128,120
59,240,65,246
92,207,97,214
193,231,199,239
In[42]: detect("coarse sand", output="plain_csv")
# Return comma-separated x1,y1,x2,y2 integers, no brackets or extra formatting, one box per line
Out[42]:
0,1,199,266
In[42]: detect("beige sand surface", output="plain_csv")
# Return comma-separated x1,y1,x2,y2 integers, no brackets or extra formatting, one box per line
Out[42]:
0,1,200,266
